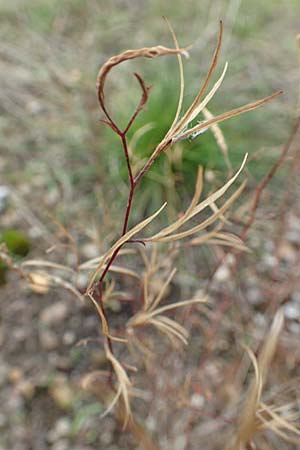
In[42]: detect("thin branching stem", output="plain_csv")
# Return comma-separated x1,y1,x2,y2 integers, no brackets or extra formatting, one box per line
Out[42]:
91,73,153,357
121,134,135,190
91,21,282,376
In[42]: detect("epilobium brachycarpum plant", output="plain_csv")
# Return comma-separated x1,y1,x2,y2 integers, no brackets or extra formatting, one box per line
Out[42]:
82,19,282,416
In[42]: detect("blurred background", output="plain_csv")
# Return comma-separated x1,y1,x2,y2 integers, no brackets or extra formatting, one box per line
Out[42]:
1,1,300,449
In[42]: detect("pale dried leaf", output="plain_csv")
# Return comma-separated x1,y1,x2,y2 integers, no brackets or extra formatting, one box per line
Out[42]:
105,344,132,425
175,90,282,142
148,268,177,312
149,180,246,243
28,271,50,294
163,16,185,135
173,21,223,135
87,202,167,290
203,106,232,173
147,154,247,242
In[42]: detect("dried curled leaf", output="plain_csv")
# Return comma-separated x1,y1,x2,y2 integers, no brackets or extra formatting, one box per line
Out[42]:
97,45,189,109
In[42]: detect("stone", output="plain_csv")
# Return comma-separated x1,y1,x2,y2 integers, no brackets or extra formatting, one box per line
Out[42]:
247,287,263,305
40,302,68,326
0,185,9,213
17,380,35,399
8,367,23,384
28,272,50,294
62,331,76,346
39,329,59,351
284,302,300,320
51,439,69,450
50,377,74,410
48,417,71,443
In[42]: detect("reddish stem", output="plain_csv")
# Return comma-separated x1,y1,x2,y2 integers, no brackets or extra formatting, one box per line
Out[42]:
92,75,152,359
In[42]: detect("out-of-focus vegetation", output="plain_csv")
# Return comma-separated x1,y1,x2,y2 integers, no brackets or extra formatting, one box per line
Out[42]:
1,0,299,224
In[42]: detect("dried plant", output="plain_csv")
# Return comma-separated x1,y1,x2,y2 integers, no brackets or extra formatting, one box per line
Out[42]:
5,18,297,450
227,310,300,450
82,20,282,418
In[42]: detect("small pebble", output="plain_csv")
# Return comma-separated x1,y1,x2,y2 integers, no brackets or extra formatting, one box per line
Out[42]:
247,287,263,305
214,264,230,282
0,413,6,427
0,185,9,213
284,302,300,320
48,417,71,443
39,329,59,351
8,368,23,384
190,393,204,408
51,439,69,450
62,331,76,346
40,302,68,326
17,380,35,399
174,435,187,450
261,254,277,269
50,377,74,410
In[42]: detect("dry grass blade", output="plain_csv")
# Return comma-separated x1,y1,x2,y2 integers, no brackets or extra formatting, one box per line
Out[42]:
82,371,161,450
146,166,204,242
204,238,248,251
147,268,177,312
163,16,185,135
147,297,206,316
174,156,246,221
87,291,127,343
257,308,284,383
105,344,132,426
44,274,84,302
107,265,140,279
210,199,231,224
81,369,124,421
146,154,247,243
21,260,76,273
148,181,246,243
102,279,116,304
172,20,223,135
189,229,249,252
87,202,167,290
79,249,136,271
182,61,228,127
227,309,285,450
128,262,205,347
174,90,283,142
81,263,140,279
256,403,300,445
149,316,189,345
127,330,155,359
202,106,232,174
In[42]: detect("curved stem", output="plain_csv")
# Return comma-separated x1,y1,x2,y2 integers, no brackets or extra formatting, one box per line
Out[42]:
93,71,154,363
